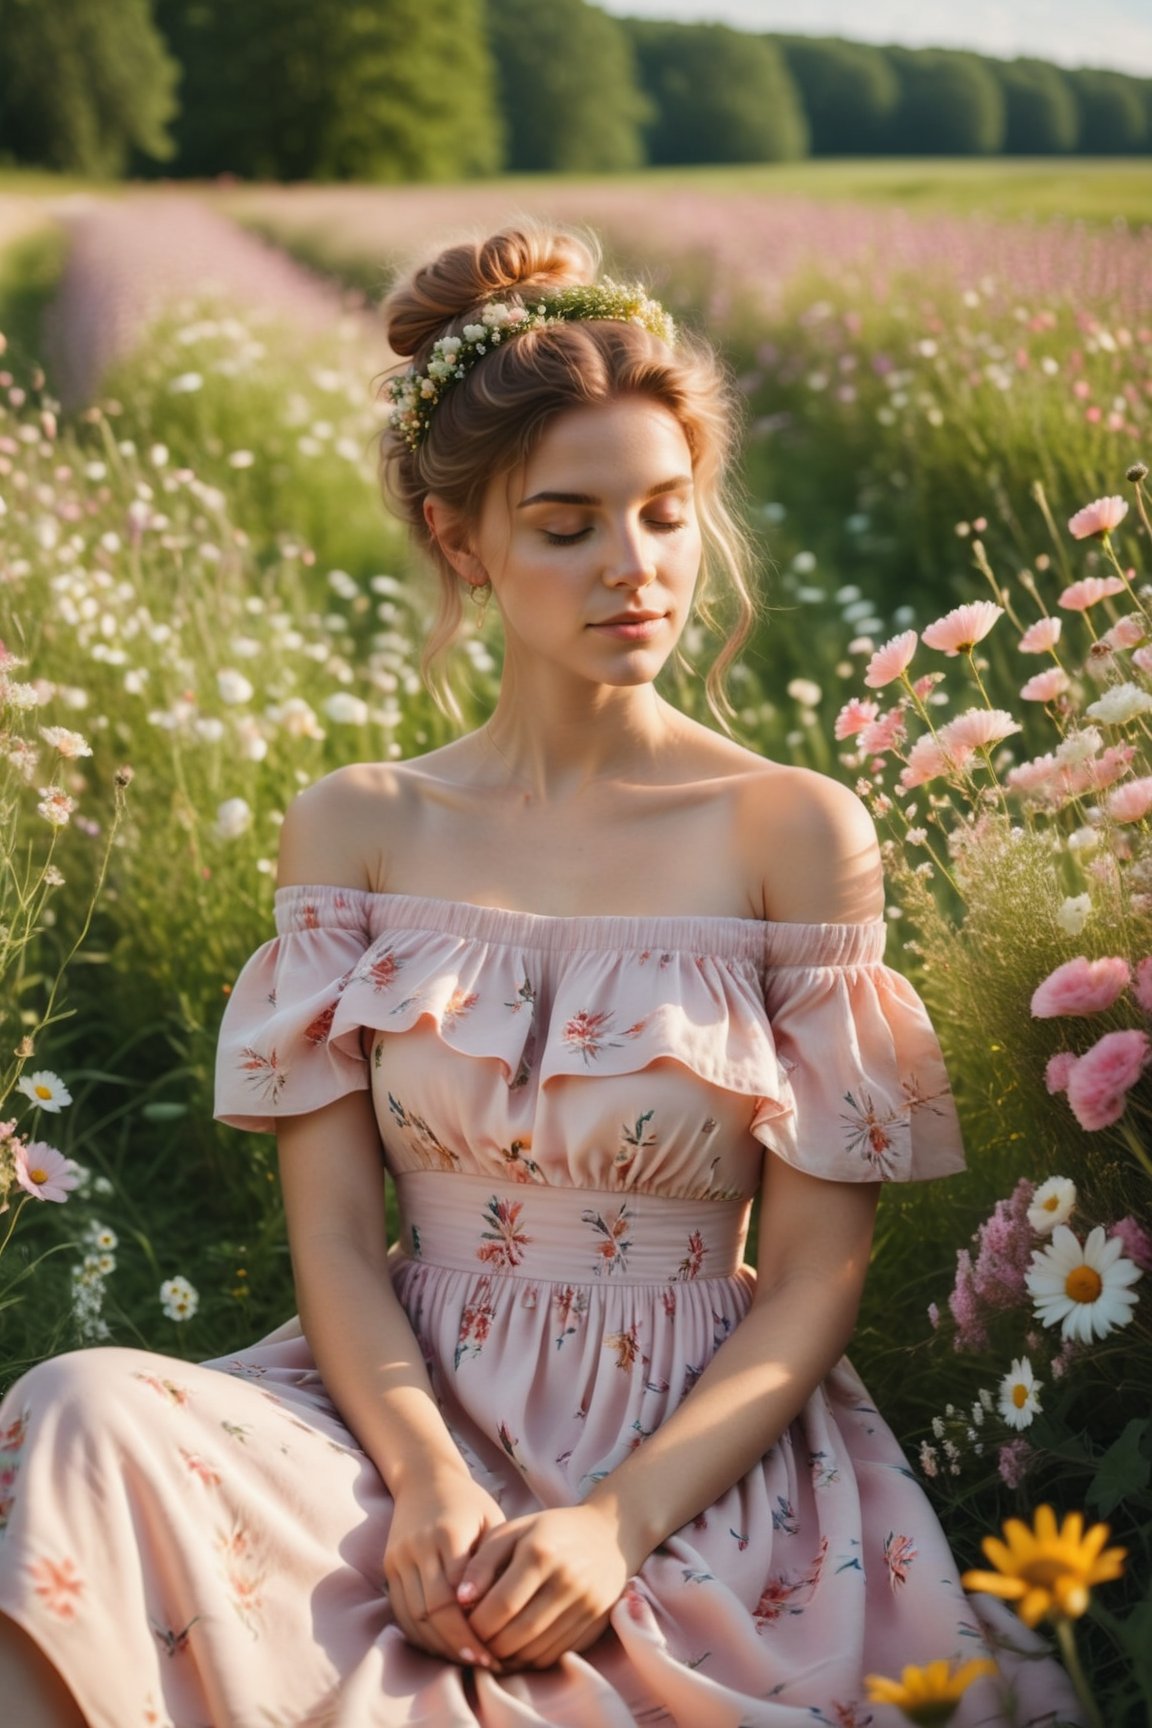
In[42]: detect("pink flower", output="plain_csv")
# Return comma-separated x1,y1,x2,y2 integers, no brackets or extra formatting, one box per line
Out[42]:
1102,614,1146,650
898,733,974,789
1134,957,1152,1015
1031,955,1132,1018
1110,1216,1152,1272
1020,668,1071,702
997,1439,1035,1488
936,707,1021,750
1059,576,1127,611
1082,744,1137,794
1065,1028,1151,1130
1105,777,1152,823
13,1141,81,1203
834,697,879,740
856,709,906,754
1067,496,1128,539
948,1178,1036,1350
1133,646,1152,676
1045,1051,1080,1094
863,629,917,688
1017,617,1062,653
921,600,1003,656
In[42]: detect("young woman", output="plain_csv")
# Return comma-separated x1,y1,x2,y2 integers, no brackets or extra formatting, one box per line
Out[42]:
0,225,1082,1727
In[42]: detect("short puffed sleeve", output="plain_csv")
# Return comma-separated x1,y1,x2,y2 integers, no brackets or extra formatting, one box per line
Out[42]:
751,919,966,1183
214,886,376,1132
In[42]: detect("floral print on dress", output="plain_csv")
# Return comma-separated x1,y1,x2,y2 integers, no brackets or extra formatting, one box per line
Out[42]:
613,1110,655,1185
29,1555,85,1619
552,1284,588,1350
150,1615,202,1659
883,1530,917,1591
455,1278,496,1368
676,1231,707,1280
180,1449,222,1488
477,1196,530,1269
501,1137,545,1183
132,1373,192,1407
216,1523,266,1635
604,1322,643,1372
387,1092,461,1171
354,947,403,993
0,1407,28,1537
562,1010,646,1065
441,987,479,1028
237,1045,287,1105
752,1537,828,1629
839,1087,907,1178
581,1200,634,1275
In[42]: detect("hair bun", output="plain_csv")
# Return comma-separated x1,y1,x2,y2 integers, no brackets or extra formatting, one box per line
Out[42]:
384,223,599,359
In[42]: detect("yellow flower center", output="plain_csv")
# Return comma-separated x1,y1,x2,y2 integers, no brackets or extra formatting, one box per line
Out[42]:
1012,1384,1029,1408
1043,1194,1059,1211
1065,1266,1102,1304
34,1084,52,1099
29,1167,48,1184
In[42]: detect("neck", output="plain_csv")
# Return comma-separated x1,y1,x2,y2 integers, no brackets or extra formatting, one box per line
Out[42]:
481,669,678,802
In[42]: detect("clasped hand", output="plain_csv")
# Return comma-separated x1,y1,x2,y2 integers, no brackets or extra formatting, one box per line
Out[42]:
384,1469,631,1673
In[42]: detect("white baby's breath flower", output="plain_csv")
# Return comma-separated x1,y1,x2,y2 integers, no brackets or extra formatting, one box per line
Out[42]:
160,1275,199,1321
786,678,822,708
1085,682,1152,725
16,1070,73,1113
997,1357,1042,1430
1028,1176,1077,1235
213,797,252,841
39,726,92,759
37,786,76,827
1056,893,1093,935
1056,727,1103,765
227,450,255,469
168,372,204,394
1026,1225,1141,1343
322,693,369,725
217,668,254,705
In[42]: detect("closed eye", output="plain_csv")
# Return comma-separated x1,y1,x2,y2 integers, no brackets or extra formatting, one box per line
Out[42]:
543,520,686,546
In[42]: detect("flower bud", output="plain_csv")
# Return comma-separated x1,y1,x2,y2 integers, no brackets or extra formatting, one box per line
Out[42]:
1127,461,1149,483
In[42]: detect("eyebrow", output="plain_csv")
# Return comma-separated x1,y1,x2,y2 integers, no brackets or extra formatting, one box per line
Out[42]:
518,476,693,508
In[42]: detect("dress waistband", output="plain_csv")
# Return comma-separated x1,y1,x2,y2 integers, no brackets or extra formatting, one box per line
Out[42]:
392,1170,751,1286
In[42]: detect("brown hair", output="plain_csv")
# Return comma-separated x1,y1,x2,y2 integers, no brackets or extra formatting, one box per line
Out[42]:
378,222,757,725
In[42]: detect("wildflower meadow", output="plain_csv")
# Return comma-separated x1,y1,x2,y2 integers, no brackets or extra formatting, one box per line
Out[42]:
0,167,1149,1724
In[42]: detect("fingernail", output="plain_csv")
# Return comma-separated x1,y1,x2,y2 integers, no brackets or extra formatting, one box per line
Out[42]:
459,1645,478,1664
457,1581,478,1604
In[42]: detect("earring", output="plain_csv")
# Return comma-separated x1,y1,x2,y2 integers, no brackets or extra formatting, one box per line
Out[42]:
469,580,492,630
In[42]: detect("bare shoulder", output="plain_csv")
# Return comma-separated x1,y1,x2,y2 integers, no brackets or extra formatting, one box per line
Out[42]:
736,763,886,925
276,761,415,891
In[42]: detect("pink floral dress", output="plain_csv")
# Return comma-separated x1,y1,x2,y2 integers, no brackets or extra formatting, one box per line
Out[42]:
0,889,1083,1727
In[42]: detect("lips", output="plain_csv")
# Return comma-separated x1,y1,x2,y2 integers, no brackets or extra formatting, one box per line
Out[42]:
590,612,665,626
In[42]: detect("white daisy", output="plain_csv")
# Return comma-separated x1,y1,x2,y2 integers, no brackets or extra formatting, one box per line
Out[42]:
1028,1176,1077,1236
39,725,92,759
1026,1225,1142,1343
160,1276,199,1322
16,1070,73,1113
997,1357,1042,1430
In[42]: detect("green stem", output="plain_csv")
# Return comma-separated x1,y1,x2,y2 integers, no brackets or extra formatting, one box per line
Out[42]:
0,1192,30,1261
1055,1617,1104,1728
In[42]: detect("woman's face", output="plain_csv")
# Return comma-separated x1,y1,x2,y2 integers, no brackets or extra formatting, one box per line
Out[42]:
466,396,702,692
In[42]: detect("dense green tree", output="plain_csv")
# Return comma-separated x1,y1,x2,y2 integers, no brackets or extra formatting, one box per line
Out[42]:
885,48,1006,154
0,0,178,177
487,0,647,172
627,21,808,165
774,36,900,155
1067,67,1149,154
997,58,1080,154
151,0,502,181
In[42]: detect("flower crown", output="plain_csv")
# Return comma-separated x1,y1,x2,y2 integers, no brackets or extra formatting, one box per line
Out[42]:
385,278,675,451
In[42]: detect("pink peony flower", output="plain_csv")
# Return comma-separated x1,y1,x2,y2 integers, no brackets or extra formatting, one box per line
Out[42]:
1105,777,1152,823
1059,576,1127,611
1017,617,1062,653
834,696,879,740
921,600,1003,657
1020,668,1071,702
1102,614,1146,650
1044,1051,1080,1094
1032,955,1131,1017
1067,495,1128,539
1110,1216,1152,1272
936,707,1021,750
856,709,906,754
1134,957,1152,1015
1065,1028,1151,1130
13,1141,81,1203
863,629,918,688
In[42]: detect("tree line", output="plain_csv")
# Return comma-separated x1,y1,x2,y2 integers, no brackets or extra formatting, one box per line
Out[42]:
1,0,1150,182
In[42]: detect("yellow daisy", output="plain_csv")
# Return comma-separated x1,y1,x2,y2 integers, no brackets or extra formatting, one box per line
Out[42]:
865,1657,996,1725
962,1504,1126,1626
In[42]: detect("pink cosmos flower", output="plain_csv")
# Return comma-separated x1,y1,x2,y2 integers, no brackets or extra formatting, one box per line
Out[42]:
1031,955,1132,1018
936,708,1021,751
1020,668,1071,702
1102,614,1146,650
1067,496,1128,539
1065,1028,1151,1130
13,1141,81,1203
898,733,973,789
1134,956,1152,1015
1059,576,1127,611
1017,617,1062,653
1082,745,1137,793
863,629,918,688
856,710,907,754
1133,646,1152,676
1044,1051,1079,1095
1110,1216,1152,1272
834,697,879,740
920,601,1003,657
1106,777,1152,823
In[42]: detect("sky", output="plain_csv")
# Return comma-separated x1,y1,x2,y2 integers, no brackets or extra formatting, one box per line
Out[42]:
600,0,1152,77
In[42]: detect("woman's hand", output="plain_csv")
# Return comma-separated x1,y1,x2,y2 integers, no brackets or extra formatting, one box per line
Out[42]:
384,1464,507,1669
454,1503,634,1671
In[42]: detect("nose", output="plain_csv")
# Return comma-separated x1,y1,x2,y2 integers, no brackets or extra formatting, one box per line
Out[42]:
604,519,657,589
